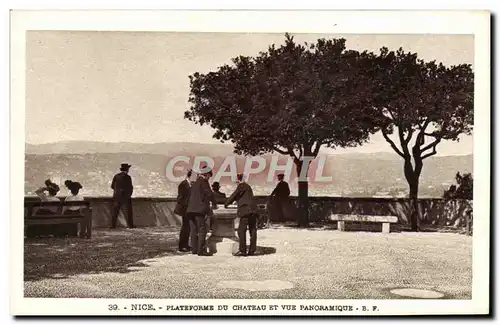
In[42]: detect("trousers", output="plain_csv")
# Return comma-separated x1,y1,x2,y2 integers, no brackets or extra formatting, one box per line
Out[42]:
238,213,257,253
188,212,207,254
111,198,134,228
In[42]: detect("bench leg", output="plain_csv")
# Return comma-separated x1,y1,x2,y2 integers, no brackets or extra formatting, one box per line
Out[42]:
382,223,390,233
87,211,92,239
79,222,85,238
338,221,345,231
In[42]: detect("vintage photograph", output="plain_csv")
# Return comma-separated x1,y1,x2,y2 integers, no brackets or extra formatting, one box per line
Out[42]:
11,10,490,316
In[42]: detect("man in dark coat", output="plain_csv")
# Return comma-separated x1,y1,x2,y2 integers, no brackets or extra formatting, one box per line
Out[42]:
211,182,227,204
206,181,226,231
174,169,192,252
225,174,258,256
186,167,217,256
110,163,135,228
269,173,291,222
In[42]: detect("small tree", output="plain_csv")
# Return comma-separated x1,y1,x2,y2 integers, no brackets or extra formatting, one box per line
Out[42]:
185,34,379,227
372,47,474,231
443,172,473,200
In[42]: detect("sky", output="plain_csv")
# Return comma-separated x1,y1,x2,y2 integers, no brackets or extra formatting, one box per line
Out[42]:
25,32,474,155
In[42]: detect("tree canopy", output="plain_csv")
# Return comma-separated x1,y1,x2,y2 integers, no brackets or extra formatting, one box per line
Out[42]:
185,34,380,159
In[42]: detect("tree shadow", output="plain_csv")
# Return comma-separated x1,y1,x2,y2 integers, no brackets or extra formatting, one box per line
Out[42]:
24,227,182,281
410,224,470,235
252,246,277,256
269,221,405,233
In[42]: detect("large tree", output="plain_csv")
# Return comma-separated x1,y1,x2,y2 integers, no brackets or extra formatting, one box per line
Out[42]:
372,47,474,231
185,34,379,227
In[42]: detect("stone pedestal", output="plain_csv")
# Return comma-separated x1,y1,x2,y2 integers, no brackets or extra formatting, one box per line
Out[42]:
207,236,239,255
208,205,239,255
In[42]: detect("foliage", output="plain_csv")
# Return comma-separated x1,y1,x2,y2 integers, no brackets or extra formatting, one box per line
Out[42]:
185,33,382,226
443,172,473,200
185,34,379,160
372,47,474,183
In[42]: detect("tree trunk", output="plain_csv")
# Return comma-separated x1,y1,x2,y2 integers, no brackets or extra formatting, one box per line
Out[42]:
297,180,309,228
295,159,310,228
408,178,420,232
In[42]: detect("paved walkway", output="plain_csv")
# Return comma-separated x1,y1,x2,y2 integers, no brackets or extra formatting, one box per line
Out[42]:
24,227,472,299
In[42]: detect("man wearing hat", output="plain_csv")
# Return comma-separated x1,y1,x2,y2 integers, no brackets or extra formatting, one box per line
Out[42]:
186,165,217,256
225,174,258,256
174,169,192,252
269,173,291,222
110,163,135,229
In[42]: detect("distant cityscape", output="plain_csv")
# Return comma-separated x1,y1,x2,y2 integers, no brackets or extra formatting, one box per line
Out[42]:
24,142,473,198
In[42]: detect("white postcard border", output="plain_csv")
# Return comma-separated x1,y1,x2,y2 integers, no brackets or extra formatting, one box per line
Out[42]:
10,10,491,316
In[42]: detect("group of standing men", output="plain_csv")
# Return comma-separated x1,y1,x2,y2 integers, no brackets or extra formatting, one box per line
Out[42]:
108,162,292,256
174,167,291,257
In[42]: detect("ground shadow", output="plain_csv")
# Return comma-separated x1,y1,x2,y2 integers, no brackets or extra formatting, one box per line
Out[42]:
252,246,277,256
24,227,181,281
268,221,468,234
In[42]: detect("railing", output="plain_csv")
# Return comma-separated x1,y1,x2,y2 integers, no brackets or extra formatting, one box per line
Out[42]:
24,196,472,232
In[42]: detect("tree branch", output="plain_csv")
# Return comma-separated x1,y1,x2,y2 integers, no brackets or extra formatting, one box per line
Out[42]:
398,125,411,156
313,140,322,156
288,146,300,160
421,146,438,159
420,137,441,153
273,146,290,155
404,129,414,145
420,137,441,159
381,130,406,158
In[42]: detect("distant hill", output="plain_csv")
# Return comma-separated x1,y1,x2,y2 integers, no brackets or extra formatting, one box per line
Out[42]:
24,141,473,197
25,141,238,157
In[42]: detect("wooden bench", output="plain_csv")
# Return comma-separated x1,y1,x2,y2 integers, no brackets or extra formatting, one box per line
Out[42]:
24,200,93,239
329,214,398,233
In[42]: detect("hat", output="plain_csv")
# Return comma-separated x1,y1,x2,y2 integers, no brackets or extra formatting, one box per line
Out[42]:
212,181,220,189
120,163,132,171
237,174,244,181
45,179,60,193
199,164,213,176
277,173,285,178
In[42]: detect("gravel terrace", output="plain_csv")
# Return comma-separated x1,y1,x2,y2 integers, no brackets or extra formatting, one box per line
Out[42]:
24,226,472,299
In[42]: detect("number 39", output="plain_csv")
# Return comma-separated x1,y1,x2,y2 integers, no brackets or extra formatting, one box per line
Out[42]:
108,304,118,310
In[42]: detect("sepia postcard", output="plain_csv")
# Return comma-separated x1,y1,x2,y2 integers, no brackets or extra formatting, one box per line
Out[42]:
10,10,490,316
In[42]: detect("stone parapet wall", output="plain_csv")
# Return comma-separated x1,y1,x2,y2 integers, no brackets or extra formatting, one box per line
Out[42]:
24,196,472,229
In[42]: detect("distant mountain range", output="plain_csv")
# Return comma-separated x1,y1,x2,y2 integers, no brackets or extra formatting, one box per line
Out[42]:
24,140,421,159
24,141,473,197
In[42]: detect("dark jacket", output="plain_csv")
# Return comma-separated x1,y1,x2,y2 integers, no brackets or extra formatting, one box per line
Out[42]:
187,176,217,215
225,182,257,217
111,172,133,200
174,179,191,216
271,181,290,199
213,191,227,204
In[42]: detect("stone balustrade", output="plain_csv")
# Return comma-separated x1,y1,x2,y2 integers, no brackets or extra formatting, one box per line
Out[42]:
24,196,472,229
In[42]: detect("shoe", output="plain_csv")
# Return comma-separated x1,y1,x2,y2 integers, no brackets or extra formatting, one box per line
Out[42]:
198,252,212,256
247,251,256,256
233,251,247,257
179,248,190,253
